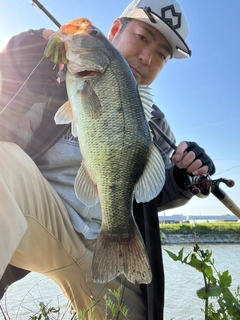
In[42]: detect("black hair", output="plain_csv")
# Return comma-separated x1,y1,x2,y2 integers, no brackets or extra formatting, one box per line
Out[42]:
117,17,134,36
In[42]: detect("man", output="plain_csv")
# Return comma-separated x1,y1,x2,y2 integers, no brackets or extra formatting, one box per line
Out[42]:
0,0,215,319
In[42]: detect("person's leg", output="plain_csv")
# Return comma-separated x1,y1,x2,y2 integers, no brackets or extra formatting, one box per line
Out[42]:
0,265,30,299
0,142,146,319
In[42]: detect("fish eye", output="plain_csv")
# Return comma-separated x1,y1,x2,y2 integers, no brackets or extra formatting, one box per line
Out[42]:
90,29,100,36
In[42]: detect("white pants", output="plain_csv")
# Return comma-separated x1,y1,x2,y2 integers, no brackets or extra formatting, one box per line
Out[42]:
0,142,146,319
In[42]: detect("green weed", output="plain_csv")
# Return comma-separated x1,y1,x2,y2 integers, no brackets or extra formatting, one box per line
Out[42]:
0,285,130,320
165,242,240,319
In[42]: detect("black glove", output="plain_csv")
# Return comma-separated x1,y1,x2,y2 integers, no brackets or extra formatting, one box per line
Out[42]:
184,141,215,175
173,141,215,190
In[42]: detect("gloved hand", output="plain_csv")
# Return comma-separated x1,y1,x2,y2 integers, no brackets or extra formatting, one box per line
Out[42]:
171,141,215,189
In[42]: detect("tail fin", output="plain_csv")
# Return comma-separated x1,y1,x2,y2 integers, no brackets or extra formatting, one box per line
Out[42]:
91,224,152,284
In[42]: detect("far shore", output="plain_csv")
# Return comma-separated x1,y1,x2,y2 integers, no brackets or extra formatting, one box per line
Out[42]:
159,222,240,244
161,232,240,244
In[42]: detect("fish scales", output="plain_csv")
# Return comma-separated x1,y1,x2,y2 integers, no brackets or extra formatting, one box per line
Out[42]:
47,18,166,284
73,59,150,235
70,56,150,221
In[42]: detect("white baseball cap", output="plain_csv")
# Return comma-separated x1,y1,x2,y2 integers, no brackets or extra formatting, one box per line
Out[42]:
120,0,192,59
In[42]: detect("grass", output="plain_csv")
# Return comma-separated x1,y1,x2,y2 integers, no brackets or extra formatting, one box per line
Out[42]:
160,222,240,235
0,284,130,320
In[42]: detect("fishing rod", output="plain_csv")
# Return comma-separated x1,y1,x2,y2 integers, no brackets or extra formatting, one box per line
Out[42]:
31,0,61,28
149,120,240,219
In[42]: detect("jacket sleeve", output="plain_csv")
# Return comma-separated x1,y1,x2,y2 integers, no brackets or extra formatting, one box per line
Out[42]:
0,29,59,149
151,105,193,212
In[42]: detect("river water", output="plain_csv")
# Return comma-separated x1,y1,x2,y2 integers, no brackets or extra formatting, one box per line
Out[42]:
1,243,240,320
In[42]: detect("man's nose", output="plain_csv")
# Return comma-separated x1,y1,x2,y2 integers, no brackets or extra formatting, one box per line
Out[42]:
138,48,152,65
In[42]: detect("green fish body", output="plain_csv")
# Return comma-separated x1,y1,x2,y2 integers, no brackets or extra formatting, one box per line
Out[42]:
52,20,165,284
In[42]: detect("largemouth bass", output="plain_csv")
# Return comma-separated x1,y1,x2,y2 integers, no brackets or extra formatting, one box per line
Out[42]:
45,18,165,284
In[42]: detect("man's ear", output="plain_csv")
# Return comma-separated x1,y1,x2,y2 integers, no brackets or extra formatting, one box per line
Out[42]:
108,19,121,41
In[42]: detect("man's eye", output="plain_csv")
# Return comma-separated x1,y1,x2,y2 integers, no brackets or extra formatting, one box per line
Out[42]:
138,34,146,42
158,52,166,60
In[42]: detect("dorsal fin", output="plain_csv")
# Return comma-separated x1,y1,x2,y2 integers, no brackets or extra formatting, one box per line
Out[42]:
135,85,166,202
138,84,155,125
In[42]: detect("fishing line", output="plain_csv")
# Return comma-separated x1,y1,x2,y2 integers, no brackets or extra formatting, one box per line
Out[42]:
215,164,240,176
0,0,59,116
27,0,58,29
0,56,44,116
175,120,234,133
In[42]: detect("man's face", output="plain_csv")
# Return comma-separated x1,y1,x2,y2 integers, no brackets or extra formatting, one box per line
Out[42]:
108,19,172,85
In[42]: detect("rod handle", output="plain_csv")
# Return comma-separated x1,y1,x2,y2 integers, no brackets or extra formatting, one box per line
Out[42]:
211,186,240,219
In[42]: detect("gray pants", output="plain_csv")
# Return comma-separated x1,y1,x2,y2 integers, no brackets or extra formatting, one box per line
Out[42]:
0,142,146,319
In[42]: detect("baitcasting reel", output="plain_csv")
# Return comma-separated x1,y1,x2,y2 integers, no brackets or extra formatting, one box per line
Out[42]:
186,174,235,198
185,174,240,219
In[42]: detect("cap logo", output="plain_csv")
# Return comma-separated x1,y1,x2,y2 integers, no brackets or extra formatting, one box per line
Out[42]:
161,5,181,30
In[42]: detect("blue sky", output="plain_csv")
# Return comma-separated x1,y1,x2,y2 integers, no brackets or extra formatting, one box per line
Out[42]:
0,0,239,217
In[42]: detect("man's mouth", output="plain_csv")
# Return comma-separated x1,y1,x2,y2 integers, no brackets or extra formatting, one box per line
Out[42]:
130,66,142,78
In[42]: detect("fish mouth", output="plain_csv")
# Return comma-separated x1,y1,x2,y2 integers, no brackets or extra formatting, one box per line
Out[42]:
68,61,102,77
75,69,100,77
77,70,95,77
71,49,94,55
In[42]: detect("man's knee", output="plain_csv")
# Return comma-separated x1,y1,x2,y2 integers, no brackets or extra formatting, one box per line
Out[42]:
0,141,35,170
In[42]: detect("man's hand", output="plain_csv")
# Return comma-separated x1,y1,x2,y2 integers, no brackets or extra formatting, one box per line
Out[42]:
42,29,55,41
171,141,215,176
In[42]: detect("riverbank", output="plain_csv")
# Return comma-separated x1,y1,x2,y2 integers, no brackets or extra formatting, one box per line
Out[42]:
161,232,240,244
160,222,240,244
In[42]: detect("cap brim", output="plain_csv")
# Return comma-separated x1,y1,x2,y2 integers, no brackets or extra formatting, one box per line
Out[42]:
121,8,192,59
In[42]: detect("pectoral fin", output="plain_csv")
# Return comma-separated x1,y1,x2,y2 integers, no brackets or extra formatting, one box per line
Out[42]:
134,142,165,203
54,100,78,136
54,100,73,124
74,163,99,207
